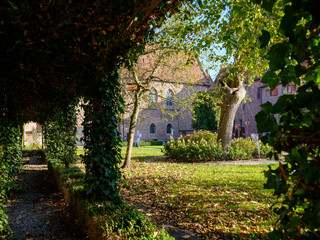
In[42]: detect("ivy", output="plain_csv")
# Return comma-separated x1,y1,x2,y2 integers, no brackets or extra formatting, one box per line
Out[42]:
0,114,22,235
255,0,320,238
82,70,123,202
44,101,78,168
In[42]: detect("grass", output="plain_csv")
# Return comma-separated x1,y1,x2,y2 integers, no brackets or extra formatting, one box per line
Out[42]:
77,146,164,160
138,145,164,149
76,145,278,239
121,161,278,239
120,146,164,160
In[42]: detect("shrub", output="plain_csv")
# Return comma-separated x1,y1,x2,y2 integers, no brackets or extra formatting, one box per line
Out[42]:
47,155,173,240
164,131,223,162
164,130,273,162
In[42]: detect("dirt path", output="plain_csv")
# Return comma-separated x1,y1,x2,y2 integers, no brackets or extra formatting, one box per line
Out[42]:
5,156,88,240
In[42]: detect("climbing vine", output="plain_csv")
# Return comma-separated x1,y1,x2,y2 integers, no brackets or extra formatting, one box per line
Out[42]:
82,70,124,202
0,115,22,234
44,102,78,168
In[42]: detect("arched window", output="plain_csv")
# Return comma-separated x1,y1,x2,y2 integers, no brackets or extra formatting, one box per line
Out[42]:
165,90,173,106
149,88,157,104
167,124,172,134
150,123,156,134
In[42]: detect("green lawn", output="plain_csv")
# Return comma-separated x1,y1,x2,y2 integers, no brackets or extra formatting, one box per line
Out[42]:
77,146,164,160
139,145,164,149
120,146,164,160
121,161,278,239
77,145,278,239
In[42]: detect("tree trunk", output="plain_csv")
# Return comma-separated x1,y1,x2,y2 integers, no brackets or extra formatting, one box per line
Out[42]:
122,90,143,169
218,80,246,152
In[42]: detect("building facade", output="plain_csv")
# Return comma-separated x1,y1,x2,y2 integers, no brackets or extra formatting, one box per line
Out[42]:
233,78,296,138
119,78,212,142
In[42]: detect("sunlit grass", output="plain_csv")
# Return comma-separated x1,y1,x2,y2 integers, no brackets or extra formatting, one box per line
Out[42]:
122,162,278,239
76,145,278,239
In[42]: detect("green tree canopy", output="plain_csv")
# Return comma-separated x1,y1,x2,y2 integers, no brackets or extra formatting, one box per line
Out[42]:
192,89,220,132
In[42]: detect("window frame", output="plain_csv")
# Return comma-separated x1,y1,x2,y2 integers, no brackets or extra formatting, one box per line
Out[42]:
165,90,173,107
149,88,157,105
150,123,156,134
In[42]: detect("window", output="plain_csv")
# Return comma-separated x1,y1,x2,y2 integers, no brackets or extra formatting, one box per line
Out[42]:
149,88,157,104
287,85,292,93
167,124,172,134
150,123,156,134
242,104,245,110
165,90,173,106
266,89,270,97
271,87,278,96
245,86,248,93
257,88,261,99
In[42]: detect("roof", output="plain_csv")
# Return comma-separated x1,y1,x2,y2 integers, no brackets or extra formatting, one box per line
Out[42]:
123,47,212,87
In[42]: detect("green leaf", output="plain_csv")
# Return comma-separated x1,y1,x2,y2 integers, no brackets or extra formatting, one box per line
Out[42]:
294,189,305,195
7,1,19,10
259,30,270,48
304,68,320,84
289,216,300,226
261,0,276,12
267,42,290,71
262,71,279,89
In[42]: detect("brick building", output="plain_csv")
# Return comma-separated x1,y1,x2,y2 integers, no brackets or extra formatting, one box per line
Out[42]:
234,78,296,138
119,77,212,142
75,50,213,145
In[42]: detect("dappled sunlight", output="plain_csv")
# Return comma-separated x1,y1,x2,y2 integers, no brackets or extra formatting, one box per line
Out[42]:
121,162,278,239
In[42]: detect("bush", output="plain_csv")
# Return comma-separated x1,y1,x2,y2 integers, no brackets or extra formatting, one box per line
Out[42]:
47,155,173,240
164,131,223,162
164,130,273,162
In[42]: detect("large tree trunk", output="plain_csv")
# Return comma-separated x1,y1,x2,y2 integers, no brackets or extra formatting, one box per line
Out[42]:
218,79,246,152
122,90,143,169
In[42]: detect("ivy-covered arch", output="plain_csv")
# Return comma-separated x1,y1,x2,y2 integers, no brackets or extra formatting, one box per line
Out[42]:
0,0,182,207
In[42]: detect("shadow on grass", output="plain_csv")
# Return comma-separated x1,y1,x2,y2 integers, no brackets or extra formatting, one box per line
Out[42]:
123,171,276,240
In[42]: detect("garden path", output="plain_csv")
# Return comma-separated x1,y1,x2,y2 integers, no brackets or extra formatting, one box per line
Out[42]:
5,156,88,240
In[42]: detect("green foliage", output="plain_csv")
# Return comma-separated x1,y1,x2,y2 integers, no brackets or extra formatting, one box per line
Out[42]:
0,0,180,123
192,89,220,132
0,118,22,235
82,72,123,202
157,0,283,83
228,138,273,160
44,101,78,168
255,0,320,238
164,130,272,162
98,203,173,239
47,154,173,240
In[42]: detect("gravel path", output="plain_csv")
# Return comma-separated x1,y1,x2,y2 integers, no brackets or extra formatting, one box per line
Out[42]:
5,156,88,240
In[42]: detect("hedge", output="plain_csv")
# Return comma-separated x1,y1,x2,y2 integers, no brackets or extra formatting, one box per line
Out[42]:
164,130,273,162
46,151,173,240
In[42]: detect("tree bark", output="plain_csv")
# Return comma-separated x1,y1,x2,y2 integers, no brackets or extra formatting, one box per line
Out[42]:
122,90,143,169
217,79,246,152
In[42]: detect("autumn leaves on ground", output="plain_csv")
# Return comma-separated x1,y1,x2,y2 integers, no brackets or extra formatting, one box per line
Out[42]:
84,146,277,239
